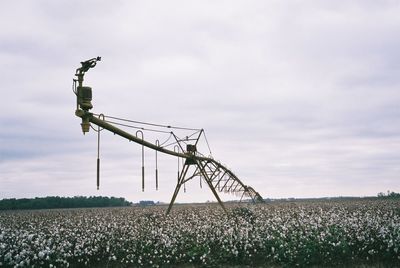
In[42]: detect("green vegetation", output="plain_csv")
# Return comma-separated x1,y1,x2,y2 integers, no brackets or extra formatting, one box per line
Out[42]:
377,191,400,199
0,196,131,210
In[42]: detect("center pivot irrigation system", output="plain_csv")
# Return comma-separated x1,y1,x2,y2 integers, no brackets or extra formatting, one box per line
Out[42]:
73,57,264,214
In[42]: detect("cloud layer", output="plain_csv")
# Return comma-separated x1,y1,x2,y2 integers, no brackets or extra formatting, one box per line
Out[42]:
1,0,399,202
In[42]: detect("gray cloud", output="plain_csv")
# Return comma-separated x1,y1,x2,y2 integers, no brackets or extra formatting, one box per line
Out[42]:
1,0,400,202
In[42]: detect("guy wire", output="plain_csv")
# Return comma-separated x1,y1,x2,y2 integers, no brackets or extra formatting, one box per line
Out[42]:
104,119,172,134
93,113,201,131
203,130,213,156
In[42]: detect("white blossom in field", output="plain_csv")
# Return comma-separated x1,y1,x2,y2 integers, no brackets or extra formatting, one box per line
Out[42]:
0,200,400,266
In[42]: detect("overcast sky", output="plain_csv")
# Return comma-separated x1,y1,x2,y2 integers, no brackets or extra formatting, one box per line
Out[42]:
1,0,399,203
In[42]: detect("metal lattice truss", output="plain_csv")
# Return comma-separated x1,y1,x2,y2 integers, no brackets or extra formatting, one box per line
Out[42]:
201,160,262,202
187,160,262,201
168,158,264,214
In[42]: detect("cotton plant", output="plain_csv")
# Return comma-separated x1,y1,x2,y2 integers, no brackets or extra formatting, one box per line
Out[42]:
0,200,399,267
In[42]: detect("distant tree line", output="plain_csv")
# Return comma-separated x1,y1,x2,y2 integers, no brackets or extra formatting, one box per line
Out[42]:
0,196,132,210
377,191,400,199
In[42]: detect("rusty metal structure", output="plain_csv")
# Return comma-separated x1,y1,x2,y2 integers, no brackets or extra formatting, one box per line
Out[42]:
73,57,264,214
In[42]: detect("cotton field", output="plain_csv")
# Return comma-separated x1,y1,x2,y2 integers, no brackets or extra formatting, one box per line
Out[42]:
1,200,399,267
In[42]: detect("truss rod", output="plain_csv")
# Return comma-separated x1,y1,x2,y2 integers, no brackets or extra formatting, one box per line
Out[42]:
81,111,199,159
93,113,202,132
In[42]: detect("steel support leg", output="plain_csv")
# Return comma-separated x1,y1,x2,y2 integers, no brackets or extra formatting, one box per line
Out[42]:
166,164,190,215
197,160,227,213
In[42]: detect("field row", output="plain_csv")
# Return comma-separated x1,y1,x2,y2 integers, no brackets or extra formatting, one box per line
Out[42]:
1,200,400,267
